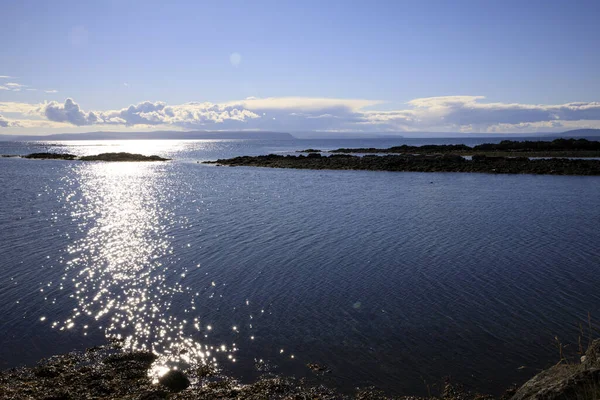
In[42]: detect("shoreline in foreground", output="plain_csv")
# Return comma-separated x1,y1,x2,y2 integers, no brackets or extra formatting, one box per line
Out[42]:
1,340,598,399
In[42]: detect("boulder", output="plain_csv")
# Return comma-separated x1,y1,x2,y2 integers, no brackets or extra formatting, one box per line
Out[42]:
158,370,190,392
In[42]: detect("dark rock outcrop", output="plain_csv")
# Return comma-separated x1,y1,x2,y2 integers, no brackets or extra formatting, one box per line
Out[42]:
511,340,600,400
205,153,600,176
20,152,169,162
158,370,190,392
24,153,78,160
329,139,600,158
79,152,169,161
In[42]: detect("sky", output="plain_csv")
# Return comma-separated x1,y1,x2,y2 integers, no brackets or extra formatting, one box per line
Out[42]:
1,0,600,136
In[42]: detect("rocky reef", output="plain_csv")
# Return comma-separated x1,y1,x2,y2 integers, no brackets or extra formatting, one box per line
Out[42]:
79,152,169,162
330,139,600,158
24,153,78,160
205,153,600,176
22,152,169,161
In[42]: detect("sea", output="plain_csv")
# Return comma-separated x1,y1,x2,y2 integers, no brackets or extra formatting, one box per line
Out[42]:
1,137,599,396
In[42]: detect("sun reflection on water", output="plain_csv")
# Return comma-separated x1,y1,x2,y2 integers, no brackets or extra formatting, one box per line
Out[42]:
51,161,239,380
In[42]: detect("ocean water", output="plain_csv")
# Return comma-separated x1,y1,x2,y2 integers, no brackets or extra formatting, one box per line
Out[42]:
1,138,599,396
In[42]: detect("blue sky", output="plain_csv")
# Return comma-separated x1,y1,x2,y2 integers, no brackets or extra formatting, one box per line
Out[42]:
1,0,599,135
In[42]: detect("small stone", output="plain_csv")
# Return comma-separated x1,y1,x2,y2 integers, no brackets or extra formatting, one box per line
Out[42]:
158,370,190,392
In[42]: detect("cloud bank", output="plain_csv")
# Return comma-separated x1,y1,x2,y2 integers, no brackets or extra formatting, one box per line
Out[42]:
2,96,600,133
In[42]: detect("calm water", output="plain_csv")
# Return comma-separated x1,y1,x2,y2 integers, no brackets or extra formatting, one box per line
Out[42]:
1,138,599,396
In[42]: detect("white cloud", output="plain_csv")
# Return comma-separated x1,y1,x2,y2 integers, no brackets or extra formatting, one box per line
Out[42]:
0,101,43,114
2,95,600,133
0,114,20,128
44,99,99,126
0,75,11,79
404,96,600,128
233,96,382,111
1,82,27,92
45,89,59,93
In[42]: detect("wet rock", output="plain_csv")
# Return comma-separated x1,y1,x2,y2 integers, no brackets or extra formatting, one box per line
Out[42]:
158,369,190,392
86,345,104,353
33,365,62,378
138,389,168,399
197,363,216,378
307,363,331,373
42,392,71,400
104,351,157,365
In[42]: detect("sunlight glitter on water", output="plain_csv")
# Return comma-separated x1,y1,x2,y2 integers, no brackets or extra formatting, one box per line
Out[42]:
43,139,231,159
50,161,240,379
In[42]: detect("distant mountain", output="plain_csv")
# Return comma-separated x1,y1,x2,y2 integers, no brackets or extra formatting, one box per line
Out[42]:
0,130,295,141
294,131,404,139
555,128,600,137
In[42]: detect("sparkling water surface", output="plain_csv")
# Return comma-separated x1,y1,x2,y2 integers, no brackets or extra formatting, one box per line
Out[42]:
1,138,599,396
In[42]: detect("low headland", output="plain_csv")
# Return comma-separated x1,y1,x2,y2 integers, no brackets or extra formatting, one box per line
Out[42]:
327,138,600,158
205,153,600,176
210,139,600,176
1,340,599,399
21,152,170,162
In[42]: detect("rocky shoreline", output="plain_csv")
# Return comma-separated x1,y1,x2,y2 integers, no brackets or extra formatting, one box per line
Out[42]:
205,153,600,176
326,138,600,158
1,340,598,399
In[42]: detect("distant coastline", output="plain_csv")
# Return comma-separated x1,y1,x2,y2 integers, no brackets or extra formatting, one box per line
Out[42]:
0,130,296,141
1,128,599,142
